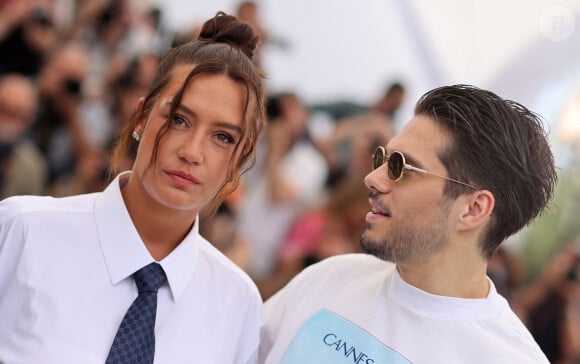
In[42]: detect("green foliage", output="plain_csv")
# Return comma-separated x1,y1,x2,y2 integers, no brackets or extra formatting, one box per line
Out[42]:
523,170,580,278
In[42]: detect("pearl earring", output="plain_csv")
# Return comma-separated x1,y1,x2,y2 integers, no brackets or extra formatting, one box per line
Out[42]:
132,131,141,142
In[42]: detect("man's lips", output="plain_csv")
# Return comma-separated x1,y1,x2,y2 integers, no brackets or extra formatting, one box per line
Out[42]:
368,198,391,217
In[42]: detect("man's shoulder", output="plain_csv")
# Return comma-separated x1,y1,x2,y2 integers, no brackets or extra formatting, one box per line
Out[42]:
269,254,395,321
293,253,393,285
308,253,389,271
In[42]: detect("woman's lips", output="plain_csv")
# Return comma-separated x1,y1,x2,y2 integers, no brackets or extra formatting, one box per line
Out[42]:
165,170,201,187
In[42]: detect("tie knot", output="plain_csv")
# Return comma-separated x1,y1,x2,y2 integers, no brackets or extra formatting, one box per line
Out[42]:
133,262,166,293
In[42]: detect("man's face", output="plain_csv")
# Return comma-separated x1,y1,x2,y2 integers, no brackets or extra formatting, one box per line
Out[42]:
40,46,88,96
360,114,455,264
0,76,36,143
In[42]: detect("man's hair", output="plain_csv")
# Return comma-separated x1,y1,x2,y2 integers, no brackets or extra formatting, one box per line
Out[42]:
414,85,557,259
386,82,404,95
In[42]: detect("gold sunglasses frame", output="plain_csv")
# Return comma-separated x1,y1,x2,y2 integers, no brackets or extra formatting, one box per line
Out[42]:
372,146,478,190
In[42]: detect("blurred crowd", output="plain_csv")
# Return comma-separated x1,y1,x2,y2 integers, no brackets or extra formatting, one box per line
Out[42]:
1,1,579,362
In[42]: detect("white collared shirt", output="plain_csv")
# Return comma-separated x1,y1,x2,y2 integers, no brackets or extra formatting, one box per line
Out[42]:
0,173,261,364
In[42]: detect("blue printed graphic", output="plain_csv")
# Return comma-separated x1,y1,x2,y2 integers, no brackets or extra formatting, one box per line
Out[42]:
281,309,411,364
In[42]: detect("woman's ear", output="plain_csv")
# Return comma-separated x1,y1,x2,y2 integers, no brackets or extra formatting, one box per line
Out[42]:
136,97,145,112
134,97,146,132
456,190,495,231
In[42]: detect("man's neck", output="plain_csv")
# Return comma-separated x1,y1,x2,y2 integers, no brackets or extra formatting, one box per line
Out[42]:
396,248,490,299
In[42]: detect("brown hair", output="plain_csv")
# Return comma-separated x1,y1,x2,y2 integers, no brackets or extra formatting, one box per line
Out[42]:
110,12,266,213
414,85,557,259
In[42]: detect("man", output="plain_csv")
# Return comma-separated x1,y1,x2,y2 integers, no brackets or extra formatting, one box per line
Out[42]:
238,92,328,281
259,85,555,363
0,73,47,199
311,82,406,121
314,83,402,188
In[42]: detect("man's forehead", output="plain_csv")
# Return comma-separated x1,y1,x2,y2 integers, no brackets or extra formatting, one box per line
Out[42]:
0,83,36,111
386,115,449,161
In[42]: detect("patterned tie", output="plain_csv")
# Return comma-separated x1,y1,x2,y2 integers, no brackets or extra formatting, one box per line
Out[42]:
106,262,167,364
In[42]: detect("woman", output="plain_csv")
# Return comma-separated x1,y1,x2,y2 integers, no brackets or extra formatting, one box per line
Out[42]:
0,12,265,364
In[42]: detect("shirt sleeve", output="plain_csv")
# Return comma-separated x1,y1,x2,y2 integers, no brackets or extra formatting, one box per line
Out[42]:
235,284,263,364
259,284,289,363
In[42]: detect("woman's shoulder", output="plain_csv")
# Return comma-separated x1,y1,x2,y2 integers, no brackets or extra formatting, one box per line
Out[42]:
0,193,97,224
196,234,261,298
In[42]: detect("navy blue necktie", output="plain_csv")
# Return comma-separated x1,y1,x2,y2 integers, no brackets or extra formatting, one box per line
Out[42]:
106,262,167,364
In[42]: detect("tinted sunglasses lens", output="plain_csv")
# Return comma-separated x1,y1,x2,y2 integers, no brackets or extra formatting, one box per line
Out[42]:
388,151,404,180
372,147,385,170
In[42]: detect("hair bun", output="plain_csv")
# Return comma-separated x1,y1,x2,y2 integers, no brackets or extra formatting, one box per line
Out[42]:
199,11,259,59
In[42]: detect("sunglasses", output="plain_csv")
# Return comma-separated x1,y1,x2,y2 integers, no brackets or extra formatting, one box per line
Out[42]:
372,146,478,190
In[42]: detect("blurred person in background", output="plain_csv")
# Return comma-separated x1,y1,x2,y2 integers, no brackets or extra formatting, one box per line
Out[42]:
32,42,101,194
108,53,161,136
314,82,403,188
66,0,169,95
486,244,527,303
235,0,289,68
236,1,267,50
199,201,252,273
237,91,329,282
311,81,406,122
69,0,170,162
318,108,395,188
258,176,368,300
0,1,58,77
0,74,47,199
512,244,580,363
104,52,161,174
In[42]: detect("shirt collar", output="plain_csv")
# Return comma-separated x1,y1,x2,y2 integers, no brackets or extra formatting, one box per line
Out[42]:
390,266,501,319
94,172,199,301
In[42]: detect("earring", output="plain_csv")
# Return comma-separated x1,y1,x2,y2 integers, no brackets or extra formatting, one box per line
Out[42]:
132,131,140,142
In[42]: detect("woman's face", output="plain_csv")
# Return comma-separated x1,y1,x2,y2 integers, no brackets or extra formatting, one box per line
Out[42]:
132,65,246,213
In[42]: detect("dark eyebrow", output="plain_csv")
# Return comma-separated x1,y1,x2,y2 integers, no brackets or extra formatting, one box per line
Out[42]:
388,148,426,170
176,104,242,134
402,152,425,170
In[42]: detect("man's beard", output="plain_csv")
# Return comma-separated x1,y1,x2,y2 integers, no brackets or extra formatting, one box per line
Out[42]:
360,198,450,264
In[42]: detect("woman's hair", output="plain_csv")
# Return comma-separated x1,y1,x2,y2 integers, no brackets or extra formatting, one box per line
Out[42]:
110,11,266,213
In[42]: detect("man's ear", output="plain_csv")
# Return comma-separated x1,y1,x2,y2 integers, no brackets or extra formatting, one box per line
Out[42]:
456,190,495,231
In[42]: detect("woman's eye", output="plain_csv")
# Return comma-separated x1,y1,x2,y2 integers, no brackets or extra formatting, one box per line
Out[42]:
215,132,235,144
170,114,187,126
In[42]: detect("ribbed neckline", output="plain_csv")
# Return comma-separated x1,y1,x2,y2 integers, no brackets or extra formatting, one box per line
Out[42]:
388,267,505,320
